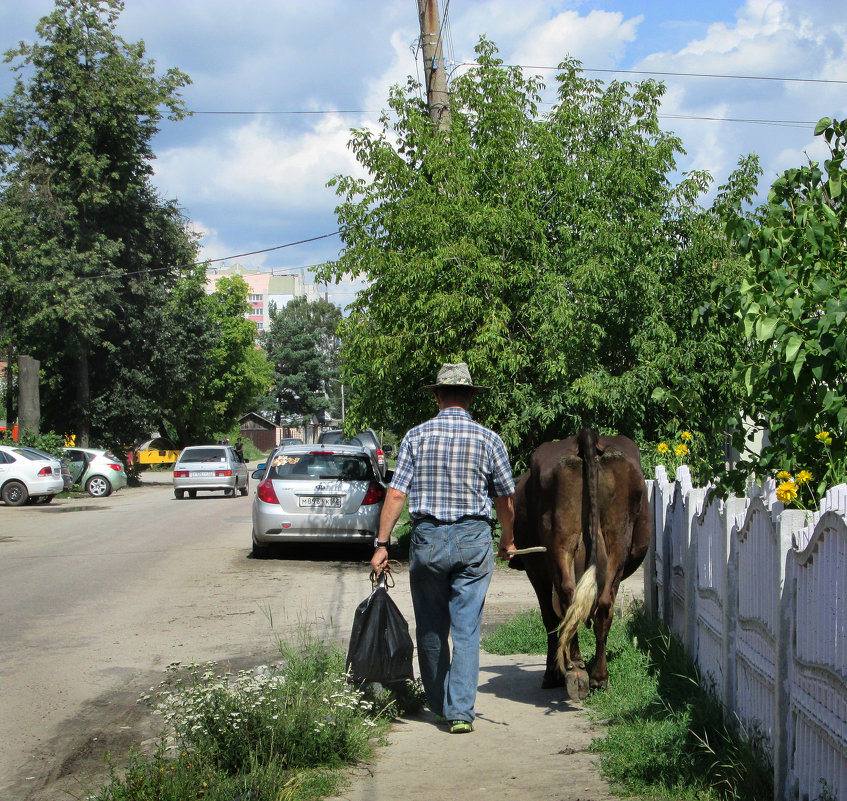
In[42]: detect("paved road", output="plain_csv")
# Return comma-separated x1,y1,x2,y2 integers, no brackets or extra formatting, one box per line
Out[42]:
0,481,395,800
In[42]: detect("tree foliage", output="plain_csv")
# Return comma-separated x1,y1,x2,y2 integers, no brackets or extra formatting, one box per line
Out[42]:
259,296,342,426
155,275,272,446
0,0,192,448
714,116,847,496
0,0,268,452
320,39,753,467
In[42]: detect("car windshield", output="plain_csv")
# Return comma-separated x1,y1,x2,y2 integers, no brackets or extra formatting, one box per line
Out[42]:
178,448,227,463
267,452,373,481
12,448,52,461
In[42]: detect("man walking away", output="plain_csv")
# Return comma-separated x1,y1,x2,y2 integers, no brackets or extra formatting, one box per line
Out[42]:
372,362,515,733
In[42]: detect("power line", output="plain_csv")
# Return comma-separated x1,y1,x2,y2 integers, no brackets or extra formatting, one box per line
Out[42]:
6,231,341,286
484,62,847,86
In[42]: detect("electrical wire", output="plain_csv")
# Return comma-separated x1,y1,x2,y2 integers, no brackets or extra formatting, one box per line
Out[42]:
4,231,341,286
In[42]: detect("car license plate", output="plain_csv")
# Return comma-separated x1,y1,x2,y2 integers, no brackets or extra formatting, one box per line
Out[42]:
192,471,213,477
299,496,342,508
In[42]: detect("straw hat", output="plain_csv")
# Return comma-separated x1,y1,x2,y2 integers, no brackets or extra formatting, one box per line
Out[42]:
420,362,488,394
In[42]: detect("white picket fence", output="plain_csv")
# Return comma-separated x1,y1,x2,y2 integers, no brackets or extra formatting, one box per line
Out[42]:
644,467,847,801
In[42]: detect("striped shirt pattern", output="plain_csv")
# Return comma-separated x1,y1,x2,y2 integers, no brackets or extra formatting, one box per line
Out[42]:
391,407,515,522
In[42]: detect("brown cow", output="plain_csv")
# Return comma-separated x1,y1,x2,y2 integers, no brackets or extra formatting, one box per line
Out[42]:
511,428,650,699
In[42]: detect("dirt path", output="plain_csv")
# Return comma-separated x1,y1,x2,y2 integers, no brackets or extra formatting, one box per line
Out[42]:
325,568,645,801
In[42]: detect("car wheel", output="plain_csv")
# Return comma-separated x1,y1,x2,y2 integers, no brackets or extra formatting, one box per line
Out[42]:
86,475,112,497
239,478,249,497
2,480,29,507
188,489,197,499
174,489,185,499
225,487,236,498
251,533,270,558
37,495,54,504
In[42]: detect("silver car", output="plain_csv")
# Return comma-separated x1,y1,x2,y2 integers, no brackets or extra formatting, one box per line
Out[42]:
251,443,386,557
173,445,249,499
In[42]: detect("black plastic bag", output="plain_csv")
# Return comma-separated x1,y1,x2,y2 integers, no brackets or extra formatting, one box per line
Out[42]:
346,579,414,684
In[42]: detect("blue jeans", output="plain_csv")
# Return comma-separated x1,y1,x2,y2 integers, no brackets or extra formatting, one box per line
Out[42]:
409,518,494,723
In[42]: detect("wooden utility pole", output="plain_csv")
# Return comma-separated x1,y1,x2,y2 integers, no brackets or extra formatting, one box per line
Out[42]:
416,0,451,131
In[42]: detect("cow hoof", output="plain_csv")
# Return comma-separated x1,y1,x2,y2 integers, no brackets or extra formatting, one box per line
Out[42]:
566,669,590,701
541,671,565,689
590,676,609,692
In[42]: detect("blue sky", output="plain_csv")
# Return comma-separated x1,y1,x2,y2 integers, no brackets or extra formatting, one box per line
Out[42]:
2,0,845,308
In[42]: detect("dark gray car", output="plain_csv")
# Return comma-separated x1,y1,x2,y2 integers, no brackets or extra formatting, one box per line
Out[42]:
318,428,386,478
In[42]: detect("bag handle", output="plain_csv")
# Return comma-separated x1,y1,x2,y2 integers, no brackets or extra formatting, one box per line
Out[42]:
370,563,396,589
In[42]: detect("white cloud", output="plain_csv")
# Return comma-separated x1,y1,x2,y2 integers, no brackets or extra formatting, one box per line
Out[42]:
511,9,643,68
155,114,367,215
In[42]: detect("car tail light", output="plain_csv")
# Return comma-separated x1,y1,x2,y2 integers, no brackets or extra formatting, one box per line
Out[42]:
377,448,385,465
174,470,189,478
107,463,122,471
310,451,333,455
257,479,279,504
37,466,52,477
362,481,385,505
215,469,232,477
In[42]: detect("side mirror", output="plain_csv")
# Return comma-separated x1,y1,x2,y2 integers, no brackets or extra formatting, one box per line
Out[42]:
383,469,394,483
251,469,264,480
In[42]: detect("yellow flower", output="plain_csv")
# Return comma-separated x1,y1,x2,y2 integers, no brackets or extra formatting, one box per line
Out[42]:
776,480,798,504
816,431,833,445
776,470,792,481
657,442,670,454
795,470,812,485
674,443,689,457
680,431,692,441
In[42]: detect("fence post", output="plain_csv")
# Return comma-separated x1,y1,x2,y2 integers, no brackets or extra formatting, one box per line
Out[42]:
722,496,747,715
685,485,707,657
774,509,805,801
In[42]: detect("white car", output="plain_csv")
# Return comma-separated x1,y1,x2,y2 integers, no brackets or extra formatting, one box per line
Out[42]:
173,444,249,499
0,444,64,506
63,447,128,497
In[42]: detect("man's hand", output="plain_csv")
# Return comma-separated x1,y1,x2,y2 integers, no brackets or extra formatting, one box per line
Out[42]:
497,540,517,560
371,545,389,573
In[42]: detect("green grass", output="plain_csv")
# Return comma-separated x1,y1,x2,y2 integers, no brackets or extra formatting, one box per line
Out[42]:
90,634,411,801
482,604,774,801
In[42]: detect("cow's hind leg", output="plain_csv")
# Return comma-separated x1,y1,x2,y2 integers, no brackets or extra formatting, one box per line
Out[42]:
589,582,616,691
523,556,566,688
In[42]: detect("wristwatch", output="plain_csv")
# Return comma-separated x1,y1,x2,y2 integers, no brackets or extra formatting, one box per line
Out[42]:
374,537,390,548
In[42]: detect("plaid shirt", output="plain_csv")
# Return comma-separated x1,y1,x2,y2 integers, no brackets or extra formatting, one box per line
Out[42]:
391,407,515,522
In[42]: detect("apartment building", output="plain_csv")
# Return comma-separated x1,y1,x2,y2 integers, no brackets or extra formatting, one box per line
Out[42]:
205,264,320,332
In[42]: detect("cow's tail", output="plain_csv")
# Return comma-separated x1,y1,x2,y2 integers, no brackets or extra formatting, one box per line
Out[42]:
556,427,607,674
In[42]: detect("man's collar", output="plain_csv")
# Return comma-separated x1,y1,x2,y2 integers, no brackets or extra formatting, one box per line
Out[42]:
437,406,472,419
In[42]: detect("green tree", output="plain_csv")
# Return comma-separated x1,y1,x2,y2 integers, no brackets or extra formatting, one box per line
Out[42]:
0,0,191,447
320,39,753,467
260,296,342,426
156,275,272,446
714,116,847,497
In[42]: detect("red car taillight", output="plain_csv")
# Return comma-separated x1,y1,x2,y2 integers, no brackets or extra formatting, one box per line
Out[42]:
257,479,279,504
107,463,123,471
215,469,232,477
362,481,385,506
37,466,52,477
174,470,189,478
376,448,385,465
